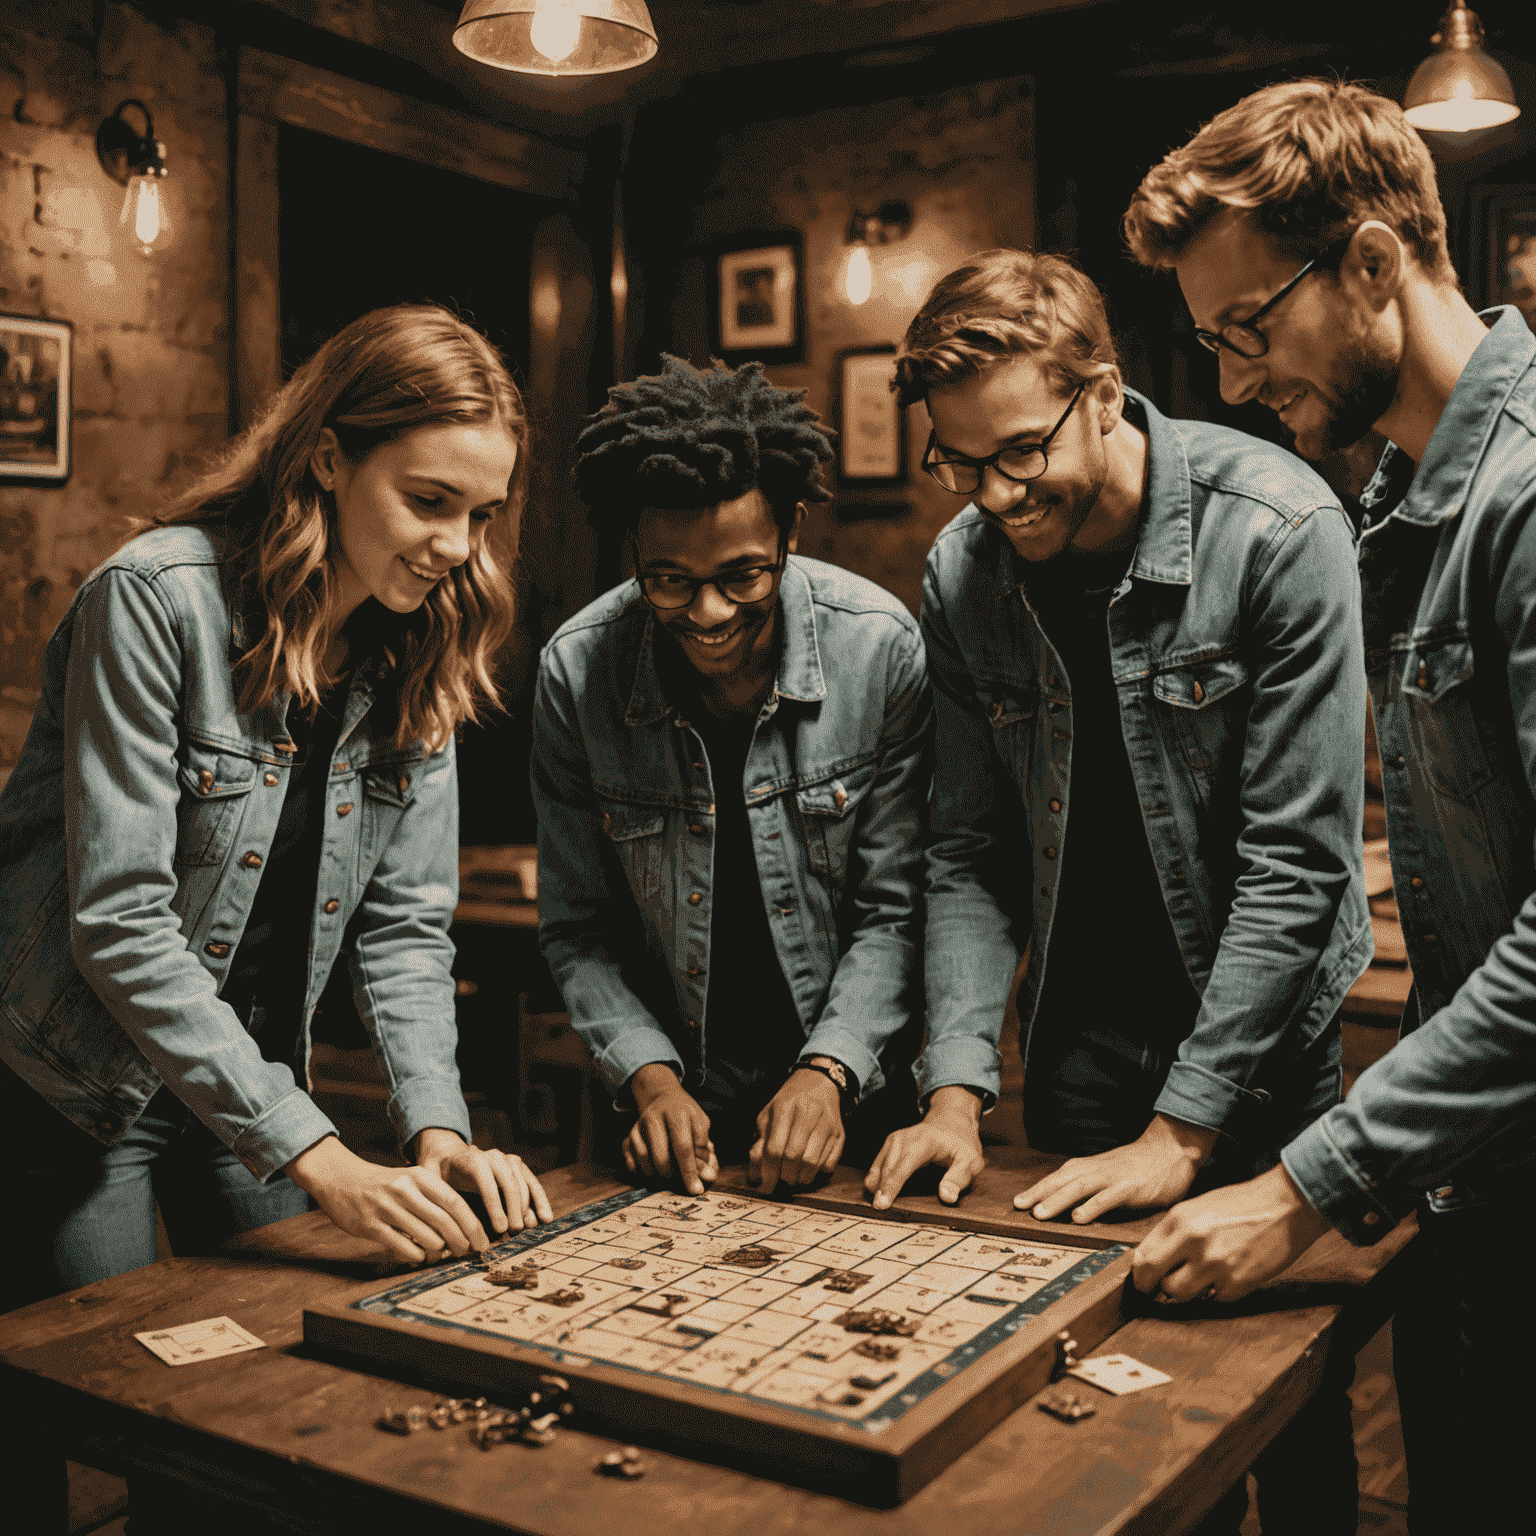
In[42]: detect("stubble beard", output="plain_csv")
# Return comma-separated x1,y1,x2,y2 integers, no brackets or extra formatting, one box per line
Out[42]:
1294,334,1400,460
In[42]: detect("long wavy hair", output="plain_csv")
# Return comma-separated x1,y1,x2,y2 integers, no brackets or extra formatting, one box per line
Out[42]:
144,305,528,751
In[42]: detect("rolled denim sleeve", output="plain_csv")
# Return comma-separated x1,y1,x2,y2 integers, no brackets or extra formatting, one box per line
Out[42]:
531,643,683,1095
1284,482,1536,1241
912,555,1015,1109
1156,500,1371,1137
349,734,473,1154
798,619,932,1099
62,569,336,1182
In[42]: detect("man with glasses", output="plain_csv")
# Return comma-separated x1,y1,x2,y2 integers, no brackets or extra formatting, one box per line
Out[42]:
864,247,1366,1532
1124,78,1536,1533
532,356,930,1196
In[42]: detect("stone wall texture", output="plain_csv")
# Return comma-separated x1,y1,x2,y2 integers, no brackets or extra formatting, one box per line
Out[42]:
677,78,1036,617
0,2,230,783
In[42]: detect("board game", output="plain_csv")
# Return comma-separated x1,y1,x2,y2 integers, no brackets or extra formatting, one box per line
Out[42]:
305,1186,1132,1503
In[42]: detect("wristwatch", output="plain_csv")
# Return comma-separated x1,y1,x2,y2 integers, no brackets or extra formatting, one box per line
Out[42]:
797,1056,857,1117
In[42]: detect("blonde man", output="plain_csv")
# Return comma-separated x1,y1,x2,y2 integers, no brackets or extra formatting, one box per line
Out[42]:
1122,77,1536,1534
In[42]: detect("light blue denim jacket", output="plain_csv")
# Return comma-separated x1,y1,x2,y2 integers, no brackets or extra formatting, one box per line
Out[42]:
531,556,931,1100
0,526,472,1181
1282,307,1536,1240
919,391,1371,1149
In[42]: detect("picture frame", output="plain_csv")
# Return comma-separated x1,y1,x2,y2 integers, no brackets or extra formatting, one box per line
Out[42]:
1467,184,1536,334
0,314,72,486
711,231,804,364
836,344,906,487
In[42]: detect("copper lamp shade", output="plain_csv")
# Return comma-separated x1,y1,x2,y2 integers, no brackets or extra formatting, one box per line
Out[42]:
1403,2,1520,133
453,0,658,77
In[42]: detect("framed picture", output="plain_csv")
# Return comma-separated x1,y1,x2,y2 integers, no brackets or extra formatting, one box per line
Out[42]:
712,232,803,363
836,345,906,487
0,314,72,485
1468,184,1536,334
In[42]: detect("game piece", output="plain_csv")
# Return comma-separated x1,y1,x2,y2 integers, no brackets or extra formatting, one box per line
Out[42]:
849,1371,897,1390
379,1404,426,1434
817,1268,875,1293
133,1316,266,1366
595,1446,647,1479
720,1244,782,1269
1067,1354,1173,1396
610,1257,647,1270
852,1340,901,1362
486,1261,541,1289
835,1308,920,1336
1037,1390,1096,1422
545,1286,587,1307
1051,1330,1080,1381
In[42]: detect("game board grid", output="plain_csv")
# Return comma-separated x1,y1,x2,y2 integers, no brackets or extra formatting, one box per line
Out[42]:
353,1189,1127,1434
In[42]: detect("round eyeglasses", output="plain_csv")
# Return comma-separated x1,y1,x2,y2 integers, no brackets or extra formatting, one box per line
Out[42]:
923,382,1087,496
1194,232,1353,360
634,535,788,611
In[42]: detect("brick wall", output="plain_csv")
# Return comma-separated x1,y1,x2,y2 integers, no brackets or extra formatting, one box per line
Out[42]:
1,2,229,785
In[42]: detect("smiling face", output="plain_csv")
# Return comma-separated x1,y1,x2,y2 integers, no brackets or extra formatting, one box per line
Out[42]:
634,488,798,686
925,353,1116,563
314,419,520,620
1174,210,1399,461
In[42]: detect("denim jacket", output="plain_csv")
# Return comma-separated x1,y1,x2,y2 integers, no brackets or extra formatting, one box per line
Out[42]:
1282,307,1536,1240
531,556,931,1100
919,391,1371,1148
0,526,471,1181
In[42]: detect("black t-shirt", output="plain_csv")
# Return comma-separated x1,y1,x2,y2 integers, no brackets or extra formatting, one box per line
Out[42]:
223,678,350,1072
1022,548,1201,1152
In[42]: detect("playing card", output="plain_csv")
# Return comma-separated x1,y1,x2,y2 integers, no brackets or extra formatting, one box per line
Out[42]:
1067,1353,1172,1395
134,1316,266,1366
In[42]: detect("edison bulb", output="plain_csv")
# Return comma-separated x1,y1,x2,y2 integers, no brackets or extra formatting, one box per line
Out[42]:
530,3,582,63
845,245,873,305
120,174,168,253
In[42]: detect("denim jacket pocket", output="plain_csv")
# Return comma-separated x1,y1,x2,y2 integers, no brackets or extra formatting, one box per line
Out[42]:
173,741,259,868
357,762,413,881
599,800,666,903
1401,637,1495,801
796,758,878,885
1154,655,1249,775
973,680,1038,783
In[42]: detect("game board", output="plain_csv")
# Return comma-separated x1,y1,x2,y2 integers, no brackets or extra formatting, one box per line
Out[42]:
305,1186,1132,1503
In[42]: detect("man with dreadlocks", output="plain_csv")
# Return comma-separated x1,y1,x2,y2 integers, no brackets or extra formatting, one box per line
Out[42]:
531,356,930,1194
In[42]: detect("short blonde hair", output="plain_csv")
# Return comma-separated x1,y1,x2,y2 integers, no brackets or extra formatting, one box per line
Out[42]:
893,248,1119,408
1124,78,1453,280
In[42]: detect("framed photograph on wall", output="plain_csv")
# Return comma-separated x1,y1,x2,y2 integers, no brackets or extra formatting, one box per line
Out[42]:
712,232,803,364
1468,184,1536,334
0,314,72,486
836,344,906,487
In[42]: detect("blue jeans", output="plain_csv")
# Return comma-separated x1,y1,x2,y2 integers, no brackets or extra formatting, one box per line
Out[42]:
5,1067,310,1313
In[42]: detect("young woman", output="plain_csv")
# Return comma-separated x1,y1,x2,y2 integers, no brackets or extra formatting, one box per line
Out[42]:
0,304,551,1313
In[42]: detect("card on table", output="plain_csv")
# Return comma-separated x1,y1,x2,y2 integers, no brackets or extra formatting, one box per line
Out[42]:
1067,1353,1172,1395
134,1316,266,1366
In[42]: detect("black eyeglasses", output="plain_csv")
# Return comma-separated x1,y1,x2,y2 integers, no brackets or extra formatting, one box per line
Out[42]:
1195,233,1353,360
923,382,1088,496
634,533,788,611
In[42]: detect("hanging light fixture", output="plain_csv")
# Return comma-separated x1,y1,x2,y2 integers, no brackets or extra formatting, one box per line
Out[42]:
95,99,171,254
843,201,913,306
1402,2,1520,133
452,0,658,76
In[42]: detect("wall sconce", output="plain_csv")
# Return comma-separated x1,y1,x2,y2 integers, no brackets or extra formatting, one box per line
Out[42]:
844,200,913,306
452,0,658,76
96,99,171,254
1403,2,1520,133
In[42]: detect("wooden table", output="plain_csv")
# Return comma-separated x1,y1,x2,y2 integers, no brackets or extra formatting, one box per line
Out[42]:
0,1161,1411,1536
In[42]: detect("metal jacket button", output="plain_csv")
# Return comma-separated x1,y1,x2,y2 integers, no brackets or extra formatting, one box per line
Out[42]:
1362,1212,1380,1226
205,941,230,958
687,965,702,976
1043,846,1058,859
263,772,279,786
603,812,615,833
687,1018,700,1031
1392,754,1406,768
989,701,1004,722
398,775,410,795
1410,875,1424,889
1052,729,1067,742
197,769,214,794
336,802,353,817
274,740,296,755
1192,680,1205,704
1047,675,1060,689
1416,663,1429,689
334,761,349,773
688,891,703,906
239,851,263,869
833,786,847,810
1434,1185,1454,1199
689,823,703,835
1048,798,1062,813
324,899,339,914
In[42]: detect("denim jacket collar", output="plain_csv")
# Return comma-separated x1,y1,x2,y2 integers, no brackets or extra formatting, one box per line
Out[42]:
990,387,1193,599
623,559,829,726
1362,306,1535,529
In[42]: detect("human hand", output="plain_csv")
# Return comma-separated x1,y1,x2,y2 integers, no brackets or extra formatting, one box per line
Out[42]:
1014,1114,1219,1224
1131,1161,1334,1303
412,1127,553,1237
749,1069,845,1192
863,1087,986,1210
285,1134,499,1263
625,1063,717,1194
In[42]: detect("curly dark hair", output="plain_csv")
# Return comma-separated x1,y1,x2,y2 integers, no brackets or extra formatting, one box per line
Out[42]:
572,355,834,537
